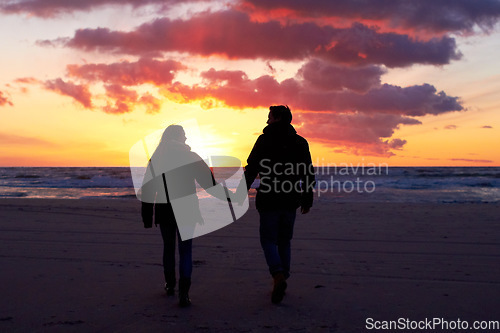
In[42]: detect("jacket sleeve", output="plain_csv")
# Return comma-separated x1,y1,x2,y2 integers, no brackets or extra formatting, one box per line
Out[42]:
300,140,315,209
191,158,231,202
243,135,265,190
141,201,153,228
140,160,156,228
192,159,216,190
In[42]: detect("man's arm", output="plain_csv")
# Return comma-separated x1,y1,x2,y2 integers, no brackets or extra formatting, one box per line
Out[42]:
300,140,315,214
231,135,264,204
243,135,264,190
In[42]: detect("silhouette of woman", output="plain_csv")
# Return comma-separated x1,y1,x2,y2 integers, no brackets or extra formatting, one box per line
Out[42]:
140,125,216,307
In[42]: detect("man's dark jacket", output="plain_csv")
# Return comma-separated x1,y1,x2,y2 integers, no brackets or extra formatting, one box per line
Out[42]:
243,122,315,211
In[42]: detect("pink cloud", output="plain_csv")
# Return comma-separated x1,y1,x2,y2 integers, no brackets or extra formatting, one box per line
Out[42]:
0,91,13,106
14,77,39,84
67,57,186,86
43,78,93,108
60,10,461,68
101,84,162,114
35,58,180,114
102,84,138,114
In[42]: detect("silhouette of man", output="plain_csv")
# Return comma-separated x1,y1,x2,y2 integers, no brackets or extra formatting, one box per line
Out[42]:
140,125,217,307
239,105,315,304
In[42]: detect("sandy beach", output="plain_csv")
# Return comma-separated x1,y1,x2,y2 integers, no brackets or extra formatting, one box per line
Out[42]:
1,198,499,332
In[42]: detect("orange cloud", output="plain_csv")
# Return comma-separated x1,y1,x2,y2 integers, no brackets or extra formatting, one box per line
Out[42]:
0,132,58,147
100,84,162,114
450,158,493,163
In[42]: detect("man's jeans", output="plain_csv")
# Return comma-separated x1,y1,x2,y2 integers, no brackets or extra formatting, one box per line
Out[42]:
259,209,297,278
160,218,193,281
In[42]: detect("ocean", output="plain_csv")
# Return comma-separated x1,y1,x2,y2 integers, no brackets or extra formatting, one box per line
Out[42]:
0,167,499,203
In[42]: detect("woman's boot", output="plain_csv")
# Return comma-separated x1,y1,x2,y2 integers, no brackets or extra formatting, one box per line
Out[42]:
178,277,191,307
164,272,176,296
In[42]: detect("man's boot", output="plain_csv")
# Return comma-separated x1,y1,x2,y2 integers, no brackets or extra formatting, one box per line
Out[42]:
271,272,287,304
178,277,191,307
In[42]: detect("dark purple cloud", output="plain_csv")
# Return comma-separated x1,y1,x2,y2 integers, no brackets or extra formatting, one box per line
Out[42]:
164,66,463,155
242,0,500,33
169,68,463,116
295,112,420,156
321,23,461,67
60,10,461,68
0,0,205,18
298,58,385,93
6,0,500,34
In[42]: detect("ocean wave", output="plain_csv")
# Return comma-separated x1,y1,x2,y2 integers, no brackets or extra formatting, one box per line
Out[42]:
1,166,499,202
14,174,41,179
0,191,27,198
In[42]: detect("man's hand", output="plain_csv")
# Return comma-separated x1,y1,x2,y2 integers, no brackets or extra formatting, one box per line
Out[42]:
230,183,247,206
301,206,310,214
143,217,153,228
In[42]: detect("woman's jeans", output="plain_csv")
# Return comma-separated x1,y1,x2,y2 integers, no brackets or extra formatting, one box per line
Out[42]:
259,209,296,279
160,218,192,282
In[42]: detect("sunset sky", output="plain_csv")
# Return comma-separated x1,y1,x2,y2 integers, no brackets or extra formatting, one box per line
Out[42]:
1,0,500,167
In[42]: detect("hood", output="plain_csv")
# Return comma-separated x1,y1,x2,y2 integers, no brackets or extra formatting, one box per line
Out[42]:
263,122,296,137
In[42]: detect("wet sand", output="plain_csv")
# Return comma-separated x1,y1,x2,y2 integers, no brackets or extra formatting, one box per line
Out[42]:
0,199,499,332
